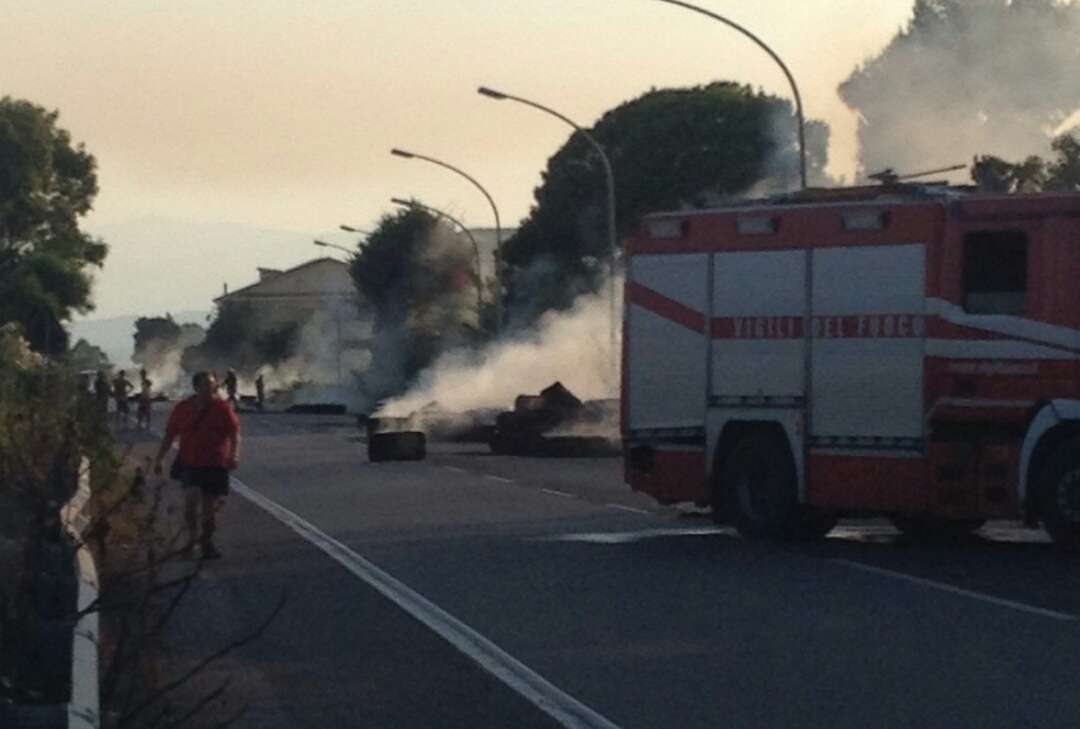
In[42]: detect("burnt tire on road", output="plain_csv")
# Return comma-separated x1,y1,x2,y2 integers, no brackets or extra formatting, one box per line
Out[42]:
368,431,426,462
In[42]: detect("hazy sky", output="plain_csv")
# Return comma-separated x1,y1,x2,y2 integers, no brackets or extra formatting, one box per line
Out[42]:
2,1,916,319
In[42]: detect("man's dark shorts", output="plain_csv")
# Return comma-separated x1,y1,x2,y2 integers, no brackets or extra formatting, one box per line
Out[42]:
181,466,230,497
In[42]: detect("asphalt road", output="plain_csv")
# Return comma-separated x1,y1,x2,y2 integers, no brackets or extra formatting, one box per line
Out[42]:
133,412,1080,729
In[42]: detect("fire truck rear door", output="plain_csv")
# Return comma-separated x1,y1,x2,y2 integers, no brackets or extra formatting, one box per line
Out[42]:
625,253,709,432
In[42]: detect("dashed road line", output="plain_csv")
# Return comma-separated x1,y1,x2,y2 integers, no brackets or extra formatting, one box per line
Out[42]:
605,504,652,516
831,558,1078,622
442,466,466,473
485,475,514,483
541,488,573,498
232,478,625,729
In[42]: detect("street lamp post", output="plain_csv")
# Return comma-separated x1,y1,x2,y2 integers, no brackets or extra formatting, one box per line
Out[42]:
390,148,503,333
312,239,355,385
651,0,807,190
478,85,619,381
313,239,356,256
390,197,485,325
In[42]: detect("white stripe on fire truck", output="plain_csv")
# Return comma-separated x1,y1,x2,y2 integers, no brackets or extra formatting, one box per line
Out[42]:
925,339,1080,360
632,284,1080,352
927,297,1080,353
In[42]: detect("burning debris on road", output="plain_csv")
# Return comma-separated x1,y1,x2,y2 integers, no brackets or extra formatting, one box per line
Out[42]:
489,382,619,458
359,382,620,459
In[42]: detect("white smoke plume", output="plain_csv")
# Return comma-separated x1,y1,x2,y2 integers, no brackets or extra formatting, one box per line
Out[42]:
135,324,206,398
378,283,621,418
839,0,1080,180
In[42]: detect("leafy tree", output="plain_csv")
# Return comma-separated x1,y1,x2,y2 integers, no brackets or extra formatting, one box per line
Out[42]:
133,315,182,357
502,82,830,321
0,97,107,351
840,0,1080,178
254,321,300,363
972,132,1080,192
69,337,110,372
181,301,257,375
1047,133,1080,188
349,206,479,403
179,301,301,379
133,314,207,375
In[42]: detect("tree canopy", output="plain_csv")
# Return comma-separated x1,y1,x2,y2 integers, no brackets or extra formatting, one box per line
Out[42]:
348,205,480,405
133,314,206,373
179,301,296,379
69,338,110,372
501,82,829,321
840,0,1080,178
972,132,1080,192
0,97,106,351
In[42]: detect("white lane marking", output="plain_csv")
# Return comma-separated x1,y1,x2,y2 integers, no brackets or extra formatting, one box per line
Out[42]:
232,478,624,729
485,475,514,483
442,466,466,473
537,527,724,544
541,488,573,498
605,504,652,516
831,558,1078,622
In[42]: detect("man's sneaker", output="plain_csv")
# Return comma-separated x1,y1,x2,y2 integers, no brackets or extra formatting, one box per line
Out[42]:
201,543,222,560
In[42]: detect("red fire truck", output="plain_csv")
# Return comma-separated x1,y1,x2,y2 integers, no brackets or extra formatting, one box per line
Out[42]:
622,184,1080,546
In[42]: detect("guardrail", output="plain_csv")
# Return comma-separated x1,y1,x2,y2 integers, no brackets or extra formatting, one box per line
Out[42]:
0,457,93,728
62,459,100,729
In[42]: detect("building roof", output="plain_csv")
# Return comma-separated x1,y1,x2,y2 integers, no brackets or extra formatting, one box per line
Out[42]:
214,257,356,304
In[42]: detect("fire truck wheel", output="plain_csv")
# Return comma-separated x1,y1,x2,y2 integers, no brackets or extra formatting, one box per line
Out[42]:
1037,446,1080,550
721,432,803,540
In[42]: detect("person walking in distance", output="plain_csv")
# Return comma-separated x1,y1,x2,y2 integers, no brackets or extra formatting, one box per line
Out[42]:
223,367,239,409
93,370,111,418
152,371,241,560
255,373,265,411
112,369,133,429
136,368,153,430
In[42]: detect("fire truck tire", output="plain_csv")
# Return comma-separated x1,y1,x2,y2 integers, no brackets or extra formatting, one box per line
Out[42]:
1036,446,1080,550
721,432,805,540
888,516,985,539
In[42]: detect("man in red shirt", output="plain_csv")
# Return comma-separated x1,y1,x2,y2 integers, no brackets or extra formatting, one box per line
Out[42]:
152,370,241,560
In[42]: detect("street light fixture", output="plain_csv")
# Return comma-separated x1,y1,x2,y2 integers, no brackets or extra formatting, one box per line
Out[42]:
390,148,503,332
650,0,807,190
313,239,355,256
478,85,618,379
390,197,485,324
339,225,372,236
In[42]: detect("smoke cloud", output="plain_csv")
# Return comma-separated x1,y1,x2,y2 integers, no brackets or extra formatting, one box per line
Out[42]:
839,0,1080,179
378,283,620,418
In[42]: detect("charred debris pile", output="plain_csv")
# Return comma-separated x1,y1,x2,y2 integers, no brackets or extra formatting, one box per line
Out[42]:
361,382,619,458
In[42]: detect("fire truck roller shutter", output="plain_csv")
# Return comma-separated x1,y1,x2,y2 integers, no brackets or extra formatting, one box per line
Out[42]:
711,249,807,399
810,244,927,441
